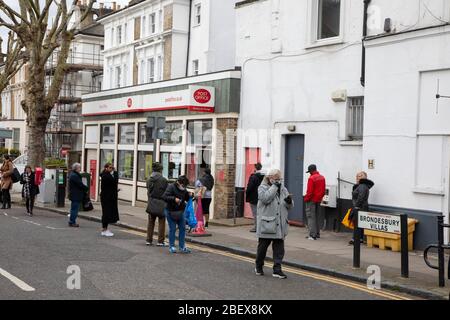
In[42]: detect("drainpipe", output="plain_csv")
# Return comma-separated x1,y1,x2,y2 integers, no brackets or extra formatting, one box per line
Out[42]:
360,0,371,87
185,0,193,77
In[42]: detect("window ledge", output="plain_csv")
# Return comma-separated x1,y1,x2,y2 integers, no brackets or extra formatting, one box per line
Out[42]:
339,140,363,146
305,38,345,50
412,187,445,196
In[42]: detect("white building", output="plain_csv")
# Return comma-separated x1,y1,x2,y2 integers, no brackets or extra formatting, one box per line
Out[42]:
235,0,450,248
82,0,240,219
0,61,28,154
100,0,236,90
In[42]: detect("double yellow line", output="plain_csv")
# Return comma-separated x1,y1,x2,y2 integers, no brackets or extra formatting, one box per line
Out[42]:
120,229,412,300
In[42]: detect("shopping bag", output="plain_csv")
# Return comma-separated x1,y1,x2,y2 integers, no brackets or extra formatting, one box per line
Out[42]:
341,208,355,230
184,197,197,228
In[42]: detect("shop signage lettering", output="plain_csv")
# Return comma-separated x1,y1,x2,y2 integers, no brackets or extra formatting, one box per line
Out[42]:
358,211,401,234
194,89,211,104
83,85,215,116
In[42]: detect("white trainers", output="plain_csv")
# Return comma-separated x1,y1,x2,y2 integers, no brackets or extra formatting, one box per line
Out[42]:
101,230,114,237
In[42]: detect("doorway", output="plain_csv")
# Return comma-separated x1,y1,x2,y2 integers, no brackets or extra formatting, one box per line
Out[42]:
244,148,261,218
284,135,305,225
86,149,98,200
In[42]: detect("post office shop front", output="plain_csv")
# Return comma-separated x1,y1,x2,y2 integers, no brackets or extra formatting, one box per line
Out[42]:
81,71,241,220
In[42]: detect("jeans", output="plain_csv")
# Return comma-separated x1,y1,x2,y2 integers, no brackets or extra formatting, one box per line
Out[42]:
255,238,285,272
305,202,320,238
166,210,186,249
69,201,80,225
250,204,257,229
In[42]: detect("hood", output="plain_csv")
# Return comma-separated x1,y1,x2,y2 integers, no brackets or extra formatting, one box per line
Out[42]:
150,172,163,182
359,179,374,189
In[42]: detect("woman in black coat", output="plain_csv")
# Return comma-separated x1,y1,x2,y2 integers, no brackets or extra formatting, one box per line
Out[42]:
349,171,374,245
20,166,40,216
100,163,120,237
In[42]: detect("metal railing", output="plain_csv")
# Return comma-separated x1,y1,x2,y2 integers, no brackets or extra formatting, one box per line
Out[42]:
424,215,450,287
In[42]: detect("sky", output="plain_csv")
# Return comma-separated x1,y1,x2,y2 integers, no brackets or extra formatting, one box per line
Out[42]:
0,0,129,52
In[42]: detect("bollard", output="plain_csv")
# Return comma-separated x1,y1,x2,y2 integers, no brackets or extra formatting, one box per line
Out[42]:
353,210,361,269
437,216,445,287
400,214,409,278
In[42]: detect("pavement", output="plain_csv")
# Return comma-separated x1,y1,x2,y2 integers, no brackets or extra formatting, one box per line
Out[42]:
0,206,416,300
10,193,450,300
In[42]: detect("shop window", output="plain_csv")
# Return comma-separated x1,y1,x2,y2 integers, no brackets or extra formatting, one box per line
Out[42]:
161,121,183,145
161,152,182,180
101,124,115,144
138,123,155,144
187,120,212,146
100,149,114,168
138,151,153,182
186,148,212,186
317,0,341,40
347,97,364,140
119,123,135,145
118,150,134,180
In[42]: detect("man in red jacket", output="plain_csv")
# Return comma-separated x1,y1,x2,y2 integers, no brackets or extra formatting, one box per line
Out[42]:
304,164,326,240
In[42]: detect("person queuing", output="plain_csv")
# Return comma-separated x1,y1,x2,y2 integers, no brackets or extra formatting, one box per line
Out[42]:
245,163,265,233
146,162,168,247
255,169,293,279
20,166,39,216
68,163,88,228
349,171,374,245
99,163,120,237
195,168,214,228
163,175,192,254
0,155,14,209
304,164,326,241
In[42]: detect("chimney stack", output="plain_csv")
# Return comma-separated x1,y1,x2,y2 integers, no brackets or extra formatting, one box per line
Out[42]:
112,2,116,10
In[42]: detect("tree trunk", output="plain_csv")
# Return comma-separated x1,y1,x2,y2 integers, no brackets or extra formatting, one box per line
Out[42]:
25,61,50,169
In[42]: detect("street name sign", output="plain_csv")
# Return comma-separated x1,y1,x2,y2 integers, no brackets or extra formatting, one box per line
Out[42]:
357,211,401,234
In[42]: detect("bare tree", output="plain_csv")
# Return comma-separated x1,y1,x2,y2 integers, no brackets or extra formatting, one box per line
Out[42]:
0,0,94,167
0,31,25,94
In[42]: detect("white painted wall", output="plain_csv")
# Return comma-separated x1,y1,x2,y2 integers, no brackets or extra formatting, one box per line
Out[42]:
235,0,365,199
364,27,450,219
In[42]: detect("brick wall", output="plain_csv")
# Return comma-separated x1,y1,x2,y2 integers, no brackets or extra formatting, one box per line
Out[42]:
163,35,172,80
214,118,238,219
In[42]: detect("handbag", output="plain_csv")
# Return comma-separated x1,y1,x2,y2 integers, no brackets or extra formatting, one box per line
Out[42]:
146,198,166,218
341,208,355,230
82,193,94,212
11,167,20,183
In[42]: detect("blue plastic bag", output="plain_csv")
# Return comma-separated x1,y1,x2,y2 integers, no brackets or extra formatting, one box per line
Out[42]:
185,197,197,228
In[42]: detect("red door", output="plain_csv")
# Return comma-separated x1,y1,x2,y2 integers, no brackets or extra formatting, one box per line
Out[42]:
89,159,97,199
244,148,261,218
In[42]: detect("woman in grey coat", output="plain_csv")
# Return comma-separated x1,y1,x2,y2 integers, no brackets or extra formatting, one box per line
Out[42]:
255,169,293,279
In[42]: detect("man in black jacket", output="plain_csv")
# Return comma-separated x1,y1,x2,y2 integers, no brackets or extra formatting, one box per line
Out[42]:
245,163,264,232
68,163,88,227
146,162,169,246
